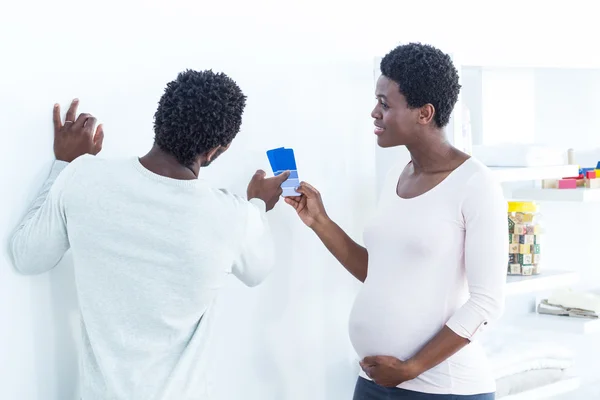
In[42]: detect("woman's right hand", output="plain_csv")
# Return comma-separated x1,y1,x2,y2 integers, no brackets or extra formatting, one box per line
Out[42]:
284,182,329,228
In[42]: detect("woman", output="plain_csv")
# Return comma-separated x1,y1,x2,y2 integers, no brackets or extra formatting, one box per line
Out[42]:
285,43,507,399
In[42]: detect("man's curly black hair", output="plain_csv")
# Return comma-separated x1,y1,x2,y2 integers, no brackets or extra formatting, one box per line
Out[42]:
153,69,247,166
380,43,460,128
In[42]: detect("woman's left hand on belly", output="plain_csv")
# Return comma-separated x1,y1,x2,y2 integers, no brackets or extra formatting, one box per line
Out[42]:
359,356,420,388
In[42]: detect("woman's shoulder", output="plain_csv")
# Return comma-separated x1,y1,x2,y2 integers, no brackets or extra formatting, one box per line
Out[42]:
453,157,498,188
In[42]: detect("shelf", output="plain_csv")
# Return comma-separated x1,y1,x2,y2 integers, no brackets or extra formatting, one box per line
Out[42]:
500,376,581,400
513,313,600,335
510,187,600,202
506,270,579,296
490,165,578,182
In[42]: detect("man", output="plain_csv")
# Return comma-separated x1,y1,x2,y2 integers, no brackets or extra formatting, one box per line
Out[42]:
9,69,289,399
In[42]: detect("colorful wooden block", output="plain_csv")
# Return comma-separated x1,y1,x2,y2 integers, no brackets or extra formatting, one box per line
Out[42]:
513,224,526,234
585,178,600,189
521,264,534,275
533,264,541,274
531,244,541,254
586,170,597,179
509,254,517,264
534,235,542,244
512,234,522,244
509,264,522,275
508,218,515,232
558,179,577,189
519,235,535,245
542,179,559,189
519,244,531,254
509,243,520,253
533,254,541,264
525,225,540,235
519,254,533,264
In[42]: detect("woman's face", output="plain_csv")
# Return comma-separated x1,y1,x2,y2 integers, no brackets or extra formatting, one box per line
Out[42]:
371,75,422,148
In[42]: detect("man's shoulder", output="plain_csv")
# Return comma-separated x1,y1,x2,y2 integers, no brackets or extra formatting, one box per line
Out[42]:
66,155,133,178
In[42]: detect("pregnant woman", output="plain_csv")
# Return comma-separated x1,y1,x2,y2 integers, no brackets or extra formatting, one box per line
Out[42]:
285,43,507,399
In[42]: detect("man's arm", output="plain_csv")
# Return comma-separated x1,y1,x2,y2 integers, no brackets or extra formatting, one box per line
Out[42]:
9,161,72,274
230,170,290,287
230,197,275,287
9,99,104,275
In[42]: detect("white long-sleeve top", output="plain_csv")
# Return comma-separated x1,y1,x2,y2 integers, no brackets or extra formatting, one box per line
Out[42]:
349,157,508,395
9,155,275,400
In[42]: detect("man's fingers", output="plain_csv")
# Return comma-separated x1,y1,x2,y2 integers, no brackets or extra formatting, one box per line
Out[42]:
53,104,62,134
254,169,266,180
65,98,79,122
83,115,97,134
74,113,92,129
93,124,104,154
274,170,290,182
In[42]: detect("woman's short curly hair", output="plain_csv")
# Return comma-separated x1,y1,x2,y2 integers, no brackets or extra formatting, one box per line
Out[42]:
153,69,247,166
380,43,460,128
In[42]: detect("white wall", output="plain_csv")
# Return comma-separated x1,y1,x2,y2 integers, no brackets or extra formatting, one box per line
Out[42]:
0,1,384,399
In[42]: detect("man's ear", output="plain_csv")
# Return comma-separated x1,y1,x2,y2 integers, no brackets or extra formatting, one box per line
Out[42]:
206,143,231,162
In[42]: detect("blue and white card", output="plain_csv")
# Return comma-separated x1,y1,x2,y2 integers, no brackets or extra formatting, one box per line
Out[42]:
266,147,300,196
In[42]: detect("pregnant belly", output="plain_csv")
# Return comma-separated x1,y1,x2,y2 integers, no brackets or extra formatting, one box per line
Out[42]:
348,284,444,361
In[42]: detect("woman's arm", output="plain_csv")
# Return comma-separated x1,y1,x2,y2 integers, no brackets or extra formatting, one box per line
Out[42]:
311,217,369,282
410,169,508,374
285,182,368,282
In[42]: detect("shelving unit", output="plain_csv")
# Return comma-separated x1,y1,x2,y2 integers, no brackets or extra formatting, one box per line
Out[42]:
505,270,579,296
491,165,579,183
501,376,581,400
510,187,600,202
513,313,600,335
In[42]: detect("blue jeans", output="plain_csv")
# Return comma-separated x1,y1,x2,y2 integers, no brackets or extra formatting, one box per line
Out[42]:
353,377,495,400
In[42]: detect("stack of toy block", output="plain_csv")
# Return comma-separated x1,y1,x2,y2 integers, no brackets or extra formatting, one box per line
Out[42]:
508,214,541,275
542,161,600,189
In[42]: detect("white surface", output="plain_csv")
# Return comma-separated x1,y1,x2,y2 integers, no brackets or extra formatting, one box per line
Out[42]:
481,69,536,145
505,270,580,296
510,188,600,202
490,165,578,182
500,376,581,400
514,313,600,335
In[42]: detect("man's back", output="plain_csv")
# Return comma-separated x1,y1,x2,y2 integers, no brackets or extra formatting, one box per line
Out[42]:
11,155,274,399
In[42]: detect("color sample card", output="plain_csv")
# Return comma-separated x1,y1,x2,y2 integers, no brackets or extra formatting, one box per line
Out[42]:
266,147,300,196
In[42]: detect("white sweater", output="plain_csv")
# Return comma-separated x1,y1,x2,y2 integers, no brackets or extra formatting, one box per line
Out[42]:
349,158,508,395
9,155,275,400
